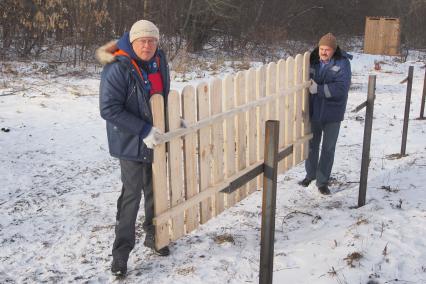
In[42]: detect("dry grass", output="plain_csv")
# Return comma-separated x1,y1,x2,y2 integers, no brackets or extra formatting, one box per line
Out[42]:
344,252,363,267
176,266,196,276
213,233,235,245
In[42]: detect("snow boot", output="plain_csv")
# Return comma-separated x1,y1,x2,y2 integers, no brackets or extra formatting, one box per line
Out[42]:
318,185,331,195
298,177,314,187
144,231,170,256
111,256,127,276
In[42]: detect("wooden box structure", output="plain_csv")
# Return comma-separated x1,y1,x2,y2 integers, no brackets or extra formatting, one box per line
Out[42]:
150,52,312,249
364,17,401,56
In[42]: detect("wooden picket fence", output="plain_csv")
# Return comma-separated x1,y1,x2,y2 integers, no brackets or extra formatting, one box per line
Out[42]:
150,52,312,249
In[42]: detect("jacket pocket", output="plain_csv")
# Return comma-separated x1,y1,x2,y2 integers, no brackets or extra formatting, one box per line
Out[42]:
107,125,140,158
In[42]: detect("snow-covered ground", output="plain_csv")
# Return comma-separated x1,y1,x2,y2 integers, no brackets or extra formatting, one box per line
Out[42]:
1,51,425,284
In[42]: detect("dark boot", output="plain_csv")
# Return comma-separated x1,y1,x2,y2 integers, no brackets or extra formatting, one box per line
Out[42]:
318,185,331,195
111,256,127,276
144,231,170,256
298,177,314,187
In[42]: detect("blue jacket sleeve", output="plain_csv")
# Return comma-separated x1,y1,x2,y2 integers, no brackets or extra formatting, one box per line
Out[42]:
99,63,152,137
317,58,351,102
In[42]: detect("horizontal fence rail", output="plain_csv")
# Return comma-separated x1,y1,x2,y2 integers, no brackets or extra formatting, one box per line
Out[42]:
150,52,312,249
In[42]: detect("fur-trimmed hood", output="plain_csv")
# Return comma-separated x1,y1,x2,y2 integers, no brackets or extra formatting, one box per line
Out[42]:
95,40,119,65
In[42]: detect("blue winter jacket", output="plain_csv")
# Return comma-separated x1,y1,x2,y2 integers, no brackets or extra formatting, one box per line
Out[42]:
309,46,352,123
99,33,170,162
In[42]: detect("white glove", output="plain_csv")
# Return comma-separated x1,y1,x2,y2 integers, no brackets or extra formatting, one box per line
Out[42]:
309,79,318,94
143,127,162,149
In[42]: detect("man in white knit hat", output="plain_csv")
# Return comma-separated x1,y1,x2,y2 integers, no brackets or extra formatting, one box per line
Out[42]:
98,19,170,276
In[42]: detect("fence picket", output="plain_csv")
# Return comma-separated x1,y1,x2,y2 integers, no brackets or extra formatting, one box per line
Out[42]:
256,65,267,188
223,74,237,207
182,86,199,233
294,54,304,164
210,78,225,215
167,90,185,241
150,94,170,249
246,68,258,194
197,83,213,223
302,52,311,160
277,59,287,174
285,57,295,170
266,62,277,121
235,71,248,200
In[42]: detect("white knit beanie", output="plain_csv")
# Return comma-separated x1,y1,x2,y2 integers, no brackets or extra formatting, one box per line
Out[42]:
129,20,159,43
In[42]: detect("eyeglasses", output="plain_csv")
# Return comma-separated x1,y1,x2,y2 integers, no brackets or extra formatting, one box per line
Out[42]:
135,38,158,47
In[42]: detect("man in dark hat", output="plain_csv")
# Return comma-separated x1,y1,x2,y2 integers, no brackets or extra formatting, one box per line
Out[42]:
299,33,352,195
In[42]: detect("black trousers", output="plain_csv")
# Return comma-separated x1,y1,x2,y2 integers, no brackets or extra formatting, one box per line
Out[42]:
112,159,154,260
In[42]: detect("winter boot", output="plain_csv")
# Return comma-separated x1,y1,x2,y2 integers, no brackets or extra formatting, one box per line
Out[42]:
111,256,127,276
298,177,314,187
318,185,331,195
144,231,170,256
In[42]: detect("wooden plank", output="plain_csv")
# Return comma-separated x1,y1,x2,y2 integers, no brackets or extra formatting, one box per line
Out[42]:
256,65,267,188
181,85,199,233
385,18,400,55
154,81,308,145
294,54,303,165
364,17,381,55
167,90,185,241
302,52,311,161
223,74,237,207
150,94,170,249
285,57,295,170
197,82,213,224
277,59,287,174
246,68,258,194
210,78,225,215
266,62,277,120
235,71,248,200
153,133,312,226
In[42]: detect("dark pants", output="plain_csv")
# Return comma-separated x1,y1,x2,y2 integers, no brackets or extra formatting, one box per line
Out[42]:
305,121,341,187
112,159,154,260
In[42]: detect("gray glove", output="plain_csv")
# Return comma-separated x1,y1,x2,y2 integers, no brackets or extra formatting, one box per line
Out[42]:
309,79,318,94
143,127,162,149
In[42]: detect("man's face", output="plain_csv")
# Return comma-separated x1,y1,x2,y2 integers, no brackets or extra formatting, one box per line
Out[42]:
132,37,158,61
319,45,335,62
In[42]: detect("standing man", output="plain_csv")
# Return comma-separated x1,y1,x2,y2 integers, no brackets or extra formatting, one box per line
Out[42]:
299,33,352,195
98,19,170,277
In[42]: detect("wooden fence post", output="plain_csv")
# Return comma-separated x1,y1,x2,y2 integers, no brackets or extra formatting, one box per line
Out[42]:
401,66,414,156
420,68,426,119
358,75,376,207
259,120,279,284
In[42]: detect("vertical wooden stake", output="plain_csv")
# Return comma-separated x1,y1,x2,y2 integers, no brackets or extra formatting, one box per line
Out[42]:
420,68,426,119
259,120,279,284
401,66,414,156
358,75,376,207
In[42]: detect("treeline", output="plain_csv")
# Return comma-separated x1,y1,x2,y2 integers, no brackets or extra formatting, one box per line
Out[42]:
1,0,425,62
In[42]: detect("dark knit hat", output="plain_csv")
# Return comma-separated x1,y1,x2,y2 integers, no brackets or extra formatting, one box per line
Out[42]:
318,33,337,50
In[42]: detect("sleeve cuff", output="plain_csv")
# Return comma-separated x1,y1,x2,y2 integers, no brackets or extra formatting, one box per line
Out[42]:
140,124,152,138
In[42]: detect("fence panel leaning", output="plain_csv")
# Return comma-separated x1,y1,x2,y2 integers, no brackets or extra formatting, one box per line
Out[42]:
150,53,312,250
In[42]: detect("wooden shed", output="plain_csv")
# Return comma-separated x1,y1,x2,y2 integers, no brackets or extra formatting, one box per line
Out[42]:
364,17,401,56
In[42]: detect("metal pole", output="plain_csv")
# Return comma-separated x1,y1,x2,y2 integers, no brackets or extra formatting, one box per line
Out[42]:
420,68,426,119
259,120,279,284
401,66,414,156
358,75,376,207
